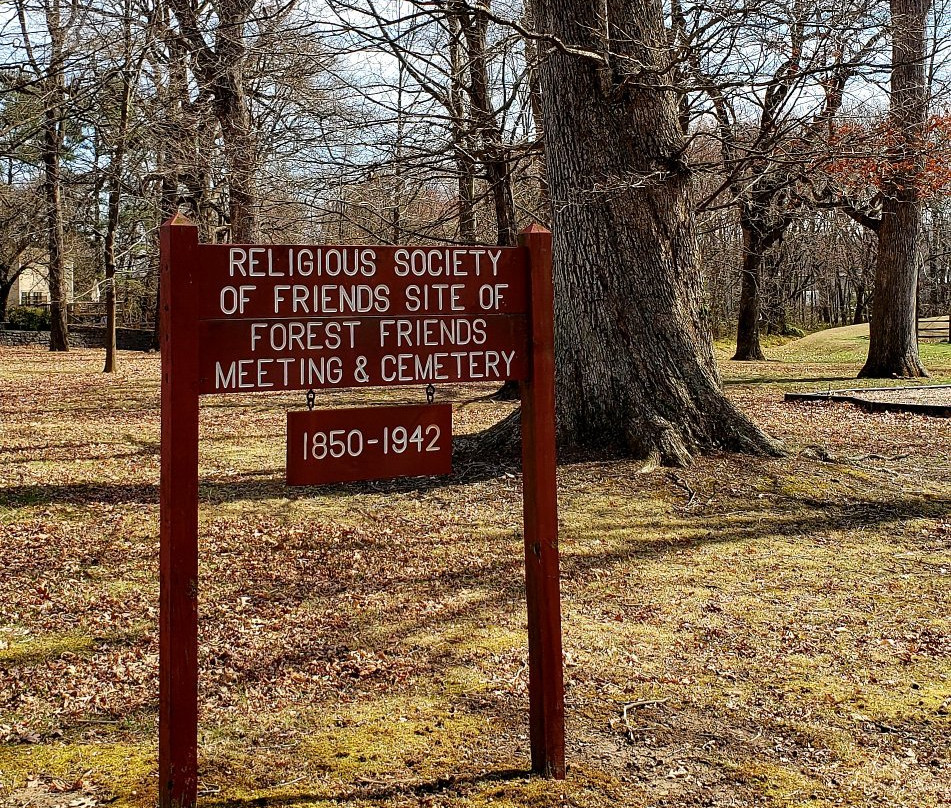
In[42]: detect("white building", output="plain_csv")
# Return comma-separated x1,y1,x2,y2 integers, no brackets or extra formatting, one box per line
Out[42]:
5,254,74,309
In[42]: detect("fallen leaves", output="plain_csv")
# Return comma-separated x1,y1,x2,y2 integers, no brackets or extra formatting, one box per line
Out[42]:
2,346,951,807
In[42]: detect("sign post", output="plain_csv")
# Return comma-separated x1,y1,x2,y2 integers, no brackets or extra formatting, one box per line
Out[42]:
519,225,565,778
158,217,564,807
159,216,200,807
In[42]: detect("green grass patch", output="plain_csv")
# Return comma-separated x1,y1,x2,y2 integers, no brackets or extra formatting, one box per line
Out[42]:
0,631,94,666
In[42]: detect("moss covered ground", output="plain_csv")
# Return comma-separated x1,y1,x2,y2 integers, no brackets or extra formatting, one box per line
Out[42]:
0,328,949,807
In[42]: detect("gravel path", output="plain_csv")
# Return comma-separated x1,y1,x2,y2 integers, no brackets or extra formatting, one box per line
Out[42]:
786,384,951,414
852,386,951,406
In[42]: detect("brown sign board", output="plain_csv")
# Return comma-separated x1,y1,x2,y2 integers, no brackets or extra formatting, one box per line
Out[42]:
158,220,564,808
195,244,530,395
198,315,528,394
197,244,528,320
286,404,452,485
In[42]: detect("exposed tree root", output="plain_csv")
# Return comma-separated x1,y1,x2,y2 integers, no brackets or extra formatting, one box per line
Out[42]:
858,355,930,379
490,380,521,401
462,397,785,469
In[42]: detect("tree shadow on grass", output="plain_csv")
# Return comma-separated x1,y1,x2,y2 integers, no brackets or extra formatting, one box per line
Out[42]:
202,768,530,808
0,452,518,509
8,489,950,795
0,446,159,467
724,375,856,386
187,493,951,698
0,482,160,508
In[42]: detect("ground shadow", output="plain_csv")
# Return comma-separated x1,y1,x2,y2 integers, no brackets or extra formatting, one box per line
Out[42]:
202,768,530,807
183,492,951,697
0,446,520,509
724,375,856,386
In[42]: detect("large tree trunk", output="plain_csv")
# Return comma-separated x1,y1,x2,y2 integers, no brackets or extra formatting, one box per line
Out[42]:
531,0,780,465
861,197,928,376
733,210,766,360
859,0,930,378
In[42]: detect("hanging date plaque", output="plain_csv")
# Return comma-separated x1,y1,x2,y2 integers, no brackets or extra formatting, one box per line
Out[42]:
286,403,452,486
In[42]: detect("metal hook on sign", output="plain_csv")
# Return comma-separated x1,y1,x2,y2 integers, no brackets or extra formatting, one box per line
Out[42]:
425,384,435,405
306,389,316,411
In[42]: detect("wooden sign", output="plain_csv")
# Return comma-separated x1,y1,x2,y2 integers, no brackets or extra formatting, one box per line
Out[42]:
195,244,530,394
196,245,529,320
198,315,528,394
286,404,452,485
159,219,564,808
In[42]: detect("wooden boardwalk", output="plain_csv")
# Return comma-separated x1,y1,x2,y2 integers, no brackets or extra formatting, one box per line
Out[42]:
785,384,951,417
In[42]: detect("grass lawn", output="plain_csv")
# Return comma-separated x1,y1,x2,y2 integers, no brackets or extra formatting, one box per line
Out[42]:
1,326,950,807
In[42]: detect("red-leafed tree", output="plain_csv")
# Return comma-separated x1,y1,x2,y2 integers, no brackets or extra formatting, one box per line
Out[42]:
862,0,931,377
818,0,934,376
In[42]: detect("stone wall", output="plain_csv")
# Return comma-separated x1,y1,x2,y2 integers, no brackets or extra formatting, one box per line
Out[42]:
0,329,51,347
73,326,156,351
0,326,155,350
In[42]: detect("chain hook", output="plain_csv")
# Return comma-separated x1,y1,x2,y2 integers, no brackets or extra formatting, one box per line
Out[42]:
306,389,316,411
425,384,435,405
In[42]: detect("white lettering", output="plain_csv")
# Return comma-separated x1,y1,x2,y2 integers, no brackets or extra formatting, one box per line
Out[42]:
219,285,254,315
215,361,237,389
229,248,247,277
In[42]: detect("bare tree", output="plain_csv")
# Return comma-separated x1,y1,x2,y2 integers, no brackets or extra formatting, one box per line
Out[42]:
676,0,885,360
165,0,262,242
0,185,43,322
527,0,780,463
860,0,932,377
322,0,535,245
12,0,91,350
95,0,148,372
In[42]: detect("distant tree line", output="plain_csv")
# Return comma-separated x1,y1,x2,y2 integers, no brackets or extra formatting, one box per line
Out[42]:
2,0,947,457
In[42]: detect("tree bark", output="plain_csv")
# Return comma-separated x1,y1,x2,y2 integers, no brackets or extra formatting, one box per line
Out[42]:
104,7,135,373
522,0,550,222
527,0,780,465
448,10,477,244
215,91,258,242
42,4,69,352
458,2,519,400
212,4,258,243
167,0,259,243
733,209,766,360
859,0,930,378
458,2,517,247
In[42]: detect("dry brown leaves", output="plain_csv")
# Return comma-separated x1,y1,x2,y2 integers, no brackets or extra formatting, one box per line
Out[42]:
1,347,950,808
